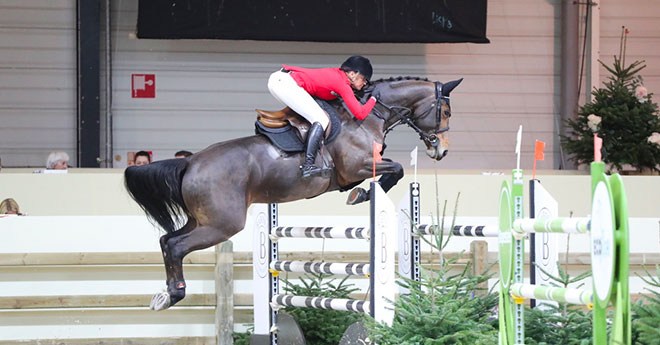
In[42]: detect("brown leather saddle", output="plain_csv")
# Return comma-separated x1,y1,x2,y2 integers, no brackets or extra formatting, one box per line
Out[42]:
255,107,332,140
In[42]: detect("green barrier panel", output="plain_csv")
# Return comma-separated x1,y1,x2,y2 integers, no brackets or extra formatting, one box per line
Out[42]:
498,162,631,345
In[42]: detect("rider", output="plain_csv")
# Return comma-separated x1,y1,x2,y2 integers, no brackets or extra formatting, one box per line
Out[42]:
267,55,377,178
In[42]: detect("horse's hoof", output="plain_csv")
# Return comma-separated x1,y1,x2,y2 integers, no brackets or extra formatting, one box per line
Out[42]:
150,291,171,311
346,187,369,205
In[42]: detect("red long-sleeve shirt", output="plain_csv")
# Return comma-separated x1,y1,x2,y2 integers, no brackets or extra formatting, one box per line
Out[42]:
282,64,376,120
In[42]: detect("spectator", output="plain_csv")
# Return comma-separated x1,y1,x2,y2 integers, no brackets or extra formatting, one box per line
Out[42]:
0,198,22,215
46,151,69,170
174,150,193,158
134,151,152,166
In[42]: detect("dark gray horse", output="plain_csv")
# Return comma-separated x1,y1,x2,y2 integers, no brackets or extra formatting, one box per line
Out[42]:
124,76,462,310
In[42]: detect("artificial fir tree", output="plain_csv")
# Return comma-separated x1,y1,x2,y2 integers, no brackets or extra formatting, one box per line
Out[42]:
562,27,660,173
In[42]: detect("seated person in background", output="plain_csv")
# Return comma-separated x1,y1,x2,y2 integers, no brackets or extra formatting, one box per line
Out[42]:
174,150,193,158
0,198,23,215
134,151,152,166
46,151,69,170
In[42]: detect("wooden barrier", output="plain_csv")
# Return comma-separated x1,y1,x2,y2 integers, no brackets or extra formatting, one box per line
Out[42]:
1,247,657,345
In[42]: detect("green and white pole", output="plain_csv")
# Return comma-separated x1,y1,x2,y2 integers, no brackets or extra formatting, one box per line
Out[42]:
511,169,524,345
498,180,514,345
498,169,524,345
513,217,590,235
510,283,593,306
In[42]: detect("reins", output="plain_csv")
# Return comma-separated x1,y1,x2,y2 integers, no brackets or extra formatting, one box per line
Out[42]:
371,81,450,148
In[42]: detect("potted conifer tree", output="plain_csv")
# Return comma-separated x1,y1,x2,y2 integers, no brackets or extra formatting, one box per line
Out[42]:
561,27,660,174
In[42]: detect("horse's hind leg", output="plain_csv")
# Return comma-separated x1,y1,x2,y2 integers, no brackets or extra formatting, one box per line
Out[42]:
150,218,197,310
151,217,244,311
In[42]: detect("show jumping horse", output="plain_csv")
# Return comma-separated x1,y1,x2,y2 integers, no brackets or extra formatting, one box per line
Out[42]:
124,76,462,310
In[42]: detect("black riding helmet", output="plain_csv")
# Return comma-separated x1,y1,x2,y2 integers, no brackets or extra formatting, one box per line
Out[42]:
340,55,373,82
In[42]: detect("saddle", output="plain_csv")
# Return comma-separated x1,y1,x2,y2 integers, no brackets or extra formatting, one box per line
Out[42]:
254,98,343,153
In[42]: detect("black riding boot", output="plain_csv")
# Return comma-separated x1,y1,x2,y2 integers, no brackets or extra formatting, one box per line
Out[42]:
301,122,331,178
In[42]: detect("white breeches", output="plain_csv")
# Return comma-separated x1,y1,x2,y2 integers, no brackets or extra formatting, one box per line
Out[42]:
267,70,329,129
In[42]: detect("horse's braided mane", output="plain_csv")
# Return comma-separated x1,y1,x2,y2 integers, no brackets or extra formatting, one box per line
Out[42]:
372,76,430,83
370,76,431,90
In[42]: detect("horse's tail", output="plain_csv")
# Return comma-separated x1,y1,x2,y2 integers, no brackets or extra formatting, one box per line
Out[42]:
124,158,191,234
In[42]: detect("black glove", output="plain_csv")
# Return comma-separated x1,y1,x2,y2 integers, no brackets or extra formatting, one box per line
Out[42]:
369,89,381,104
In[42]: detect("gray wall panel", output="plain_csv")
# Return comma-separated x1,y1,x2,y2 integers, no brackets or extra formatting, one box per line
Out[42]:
2,0,657,171
0,0,76,168
106,0,562,169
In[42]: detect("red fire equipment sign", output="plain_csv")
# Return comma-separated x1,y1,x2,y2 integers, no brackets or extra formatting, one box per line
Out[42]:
132,74,155,98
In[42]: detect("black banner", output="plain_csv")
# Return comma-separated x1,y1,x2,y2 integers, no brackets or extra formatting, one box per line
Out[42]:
137,0,489,43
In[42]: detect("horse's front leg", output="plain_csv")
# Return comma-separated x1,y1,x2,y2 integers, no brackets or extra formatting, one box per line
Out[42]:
346,158,403,205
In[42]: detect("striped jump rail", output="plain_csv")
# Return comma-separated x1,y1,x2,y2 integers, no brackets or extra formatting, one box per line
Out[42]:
510,283,593,306
269,260,370,277
271,226,368,239
398,182,504,296
512,217,590,237
416,223,498,237
271,295,369,314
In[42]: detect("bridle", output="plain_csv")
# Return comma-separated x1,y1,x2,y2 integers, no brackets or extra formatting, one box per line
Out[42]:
372,81,450,148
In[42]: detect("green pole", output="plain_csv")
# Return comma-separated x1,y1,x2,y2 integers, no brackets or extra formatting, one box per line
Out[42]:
610,173,631,345
511,169,525,344
590,161,608,345
498,181,515,345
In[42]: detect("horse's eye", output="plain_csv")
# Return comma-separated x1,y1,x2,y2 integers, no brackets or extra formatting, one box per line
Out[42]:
444,110,451,118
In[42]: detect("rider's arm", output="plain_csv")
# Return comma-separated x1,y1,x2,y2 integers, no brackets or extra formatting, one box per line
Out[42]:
335,84,376,120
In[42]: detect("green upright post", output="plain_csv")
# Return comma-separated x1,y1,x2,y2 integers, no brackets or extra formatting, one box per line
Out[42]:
610,173,631,345
511,169,525,345
498,169,525,345
590,161,609,345
498,181,515,345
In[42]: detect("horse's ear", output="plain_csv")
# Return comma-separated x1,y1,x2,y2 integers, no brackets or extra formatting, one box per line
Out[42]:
441,78,463,96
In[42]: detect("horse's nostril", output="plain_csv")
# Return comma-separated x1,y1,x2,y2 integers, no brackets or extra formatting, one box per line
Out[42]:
442,150,449,157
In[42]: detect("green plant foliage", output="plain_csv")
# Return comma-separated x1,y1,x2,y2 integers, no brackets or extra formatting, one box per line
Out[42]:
522,261,594,345
280,273,363,345
523,304,592,345
365,194,498,344
633,265,660,345
365,255,498,345
561,33,660,172
233,330,251,345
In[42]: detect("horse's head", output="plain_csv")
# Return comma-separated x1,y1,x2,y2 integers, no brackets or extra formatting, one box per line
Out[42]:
368,77,463,160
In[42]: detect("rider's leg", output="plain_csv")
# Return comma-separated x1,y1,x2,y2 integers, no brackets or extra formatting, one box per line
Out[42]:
268,70,330,177
267,70,330,129
301,122,329,177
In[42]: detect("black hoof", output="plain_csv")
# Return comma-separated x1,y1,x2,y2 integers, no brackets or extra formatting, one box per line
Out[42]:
346,187,370,205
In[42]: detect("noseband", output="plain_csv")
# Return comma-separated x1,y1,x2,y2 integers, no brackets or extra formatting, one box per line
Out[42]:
373,81,450,148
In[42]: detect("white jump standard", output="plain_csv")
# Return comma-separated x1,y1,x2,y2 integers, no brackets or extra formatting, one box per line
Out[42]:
252,182,396,345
